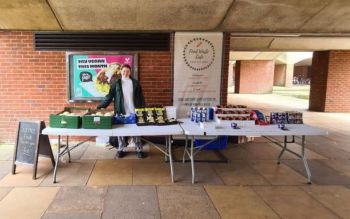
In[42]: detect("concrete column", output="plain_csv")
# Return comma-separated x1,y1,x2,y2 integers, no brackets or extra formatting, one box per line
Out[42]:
228,61,235,87
309,51,350,112
235,60,275,94
285,64,294,87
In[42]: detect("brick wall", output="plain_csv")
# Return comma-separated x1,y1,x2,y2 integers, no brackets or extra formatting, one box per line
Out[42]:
274,64,286,86
309,51,350,112
0,31,229,142
234,60,274,94
294,66,311,79
0,31,172,142
325,51,350,112
309,51,329,111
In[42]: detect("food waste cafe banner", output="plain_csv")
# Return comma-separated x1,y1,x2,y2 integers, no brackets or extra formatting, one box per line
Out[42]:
174,32,223,117
67,53,136,101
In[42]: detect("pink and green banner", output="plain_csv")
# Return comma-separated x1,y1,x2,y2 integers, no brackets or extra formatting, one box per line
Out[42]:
68,53,137,101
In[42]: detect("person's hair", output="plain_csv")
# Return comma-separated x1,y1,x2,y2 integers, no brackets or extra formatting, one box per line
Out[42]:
121,64,132,71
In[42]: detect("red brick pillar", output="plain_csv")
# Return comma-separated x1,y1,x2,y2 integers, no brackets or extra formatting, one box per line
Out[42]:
274,64,286,86
234,60,275,94
274,64,293,87
309,51,350,112
221,33,230,106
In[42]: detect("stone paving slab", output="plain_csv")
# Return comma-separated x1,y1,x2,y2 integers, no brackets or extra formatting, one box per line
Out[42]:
284,159,350,185
242,142,296,160
87,160,133,186
174,163,224,185
81,144,117,160
0,187,59,219
300,185,350,219
45,186,106,215
221,145,253,160
253,186,339,219
158,185,220,219
0,187,12,201
0,158,53,187
205,185,279,219
0,161,12,181
40,160,95,186
133,162,172,185
248,160,307,185
102,185,160,219
42,212,101,219
305,140,350,160
0,144,14,161
212,161,270,185
323,159,350,178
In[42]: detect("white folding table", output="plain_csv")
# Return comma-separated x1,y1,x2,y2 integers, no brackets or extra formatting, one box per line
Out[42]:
179,119,328,184
42,124,184,183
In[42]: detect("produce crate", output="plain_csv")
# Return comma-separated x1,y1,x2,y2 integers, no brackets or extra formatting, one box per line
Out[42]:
82,110,113,129
49,107,88,129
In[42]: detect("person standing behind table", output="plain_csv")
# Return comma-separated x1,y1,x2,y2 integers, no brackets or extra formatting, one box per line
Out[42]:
97,64,146,158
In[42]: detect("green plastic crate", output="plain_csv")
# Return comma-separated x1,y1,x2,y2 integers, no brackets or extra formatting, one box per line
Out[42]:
49,114,82,129
49,107,88,129
82,115,113,129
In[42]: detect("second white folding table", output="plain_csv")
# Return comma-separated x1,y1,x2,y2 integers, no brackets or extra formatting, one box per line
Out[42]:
179,119,328,184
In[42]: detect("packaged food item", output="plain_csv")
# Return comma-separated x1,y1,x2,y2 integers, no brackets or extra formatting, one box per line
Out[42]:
145,108,156,125
270,111,303,124
155,107,166,125
135,108,147,126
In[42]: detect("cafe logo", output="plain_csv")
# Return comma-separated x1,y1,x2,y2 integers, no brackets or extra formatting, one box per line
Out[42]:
80,71,93,82
183,37,215,71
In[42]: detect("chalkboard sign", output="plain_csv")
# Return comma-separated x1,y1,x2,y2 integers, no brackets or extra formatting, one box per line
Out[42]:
15,121,39,164
12,121,55,179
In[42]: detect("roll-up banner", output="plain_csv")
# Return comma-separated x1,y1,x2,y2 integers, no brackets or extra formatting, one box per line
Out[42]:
173,32,223,117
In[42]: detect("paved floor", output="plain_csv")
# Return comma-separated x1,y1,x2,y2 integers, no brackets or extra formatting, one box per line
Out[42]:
0,93,349,218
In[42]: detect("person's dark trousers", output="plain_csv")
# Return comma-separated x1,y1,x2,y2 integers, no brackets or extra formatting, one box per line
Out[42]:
109,137,119,148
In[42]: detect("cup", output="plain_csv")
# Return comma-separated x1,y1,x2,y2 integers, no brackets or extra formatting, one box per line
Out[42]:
278,123,285,129
231,122,238,129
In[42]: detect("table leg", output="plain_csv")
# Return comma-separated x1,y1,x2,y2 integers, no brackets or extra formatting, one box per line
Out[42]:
53,135,61,183
277,136,288,164
164,137,169,162
301,136,312,184
66,136,71,163
182,135,188,163
168,136,174,183
190,136,195,184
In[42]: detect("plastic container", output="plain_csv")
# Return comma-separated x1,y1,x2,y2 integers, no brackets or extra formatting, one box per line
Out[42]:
194,136,228,150
49,107,89,129
82,115,113,129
